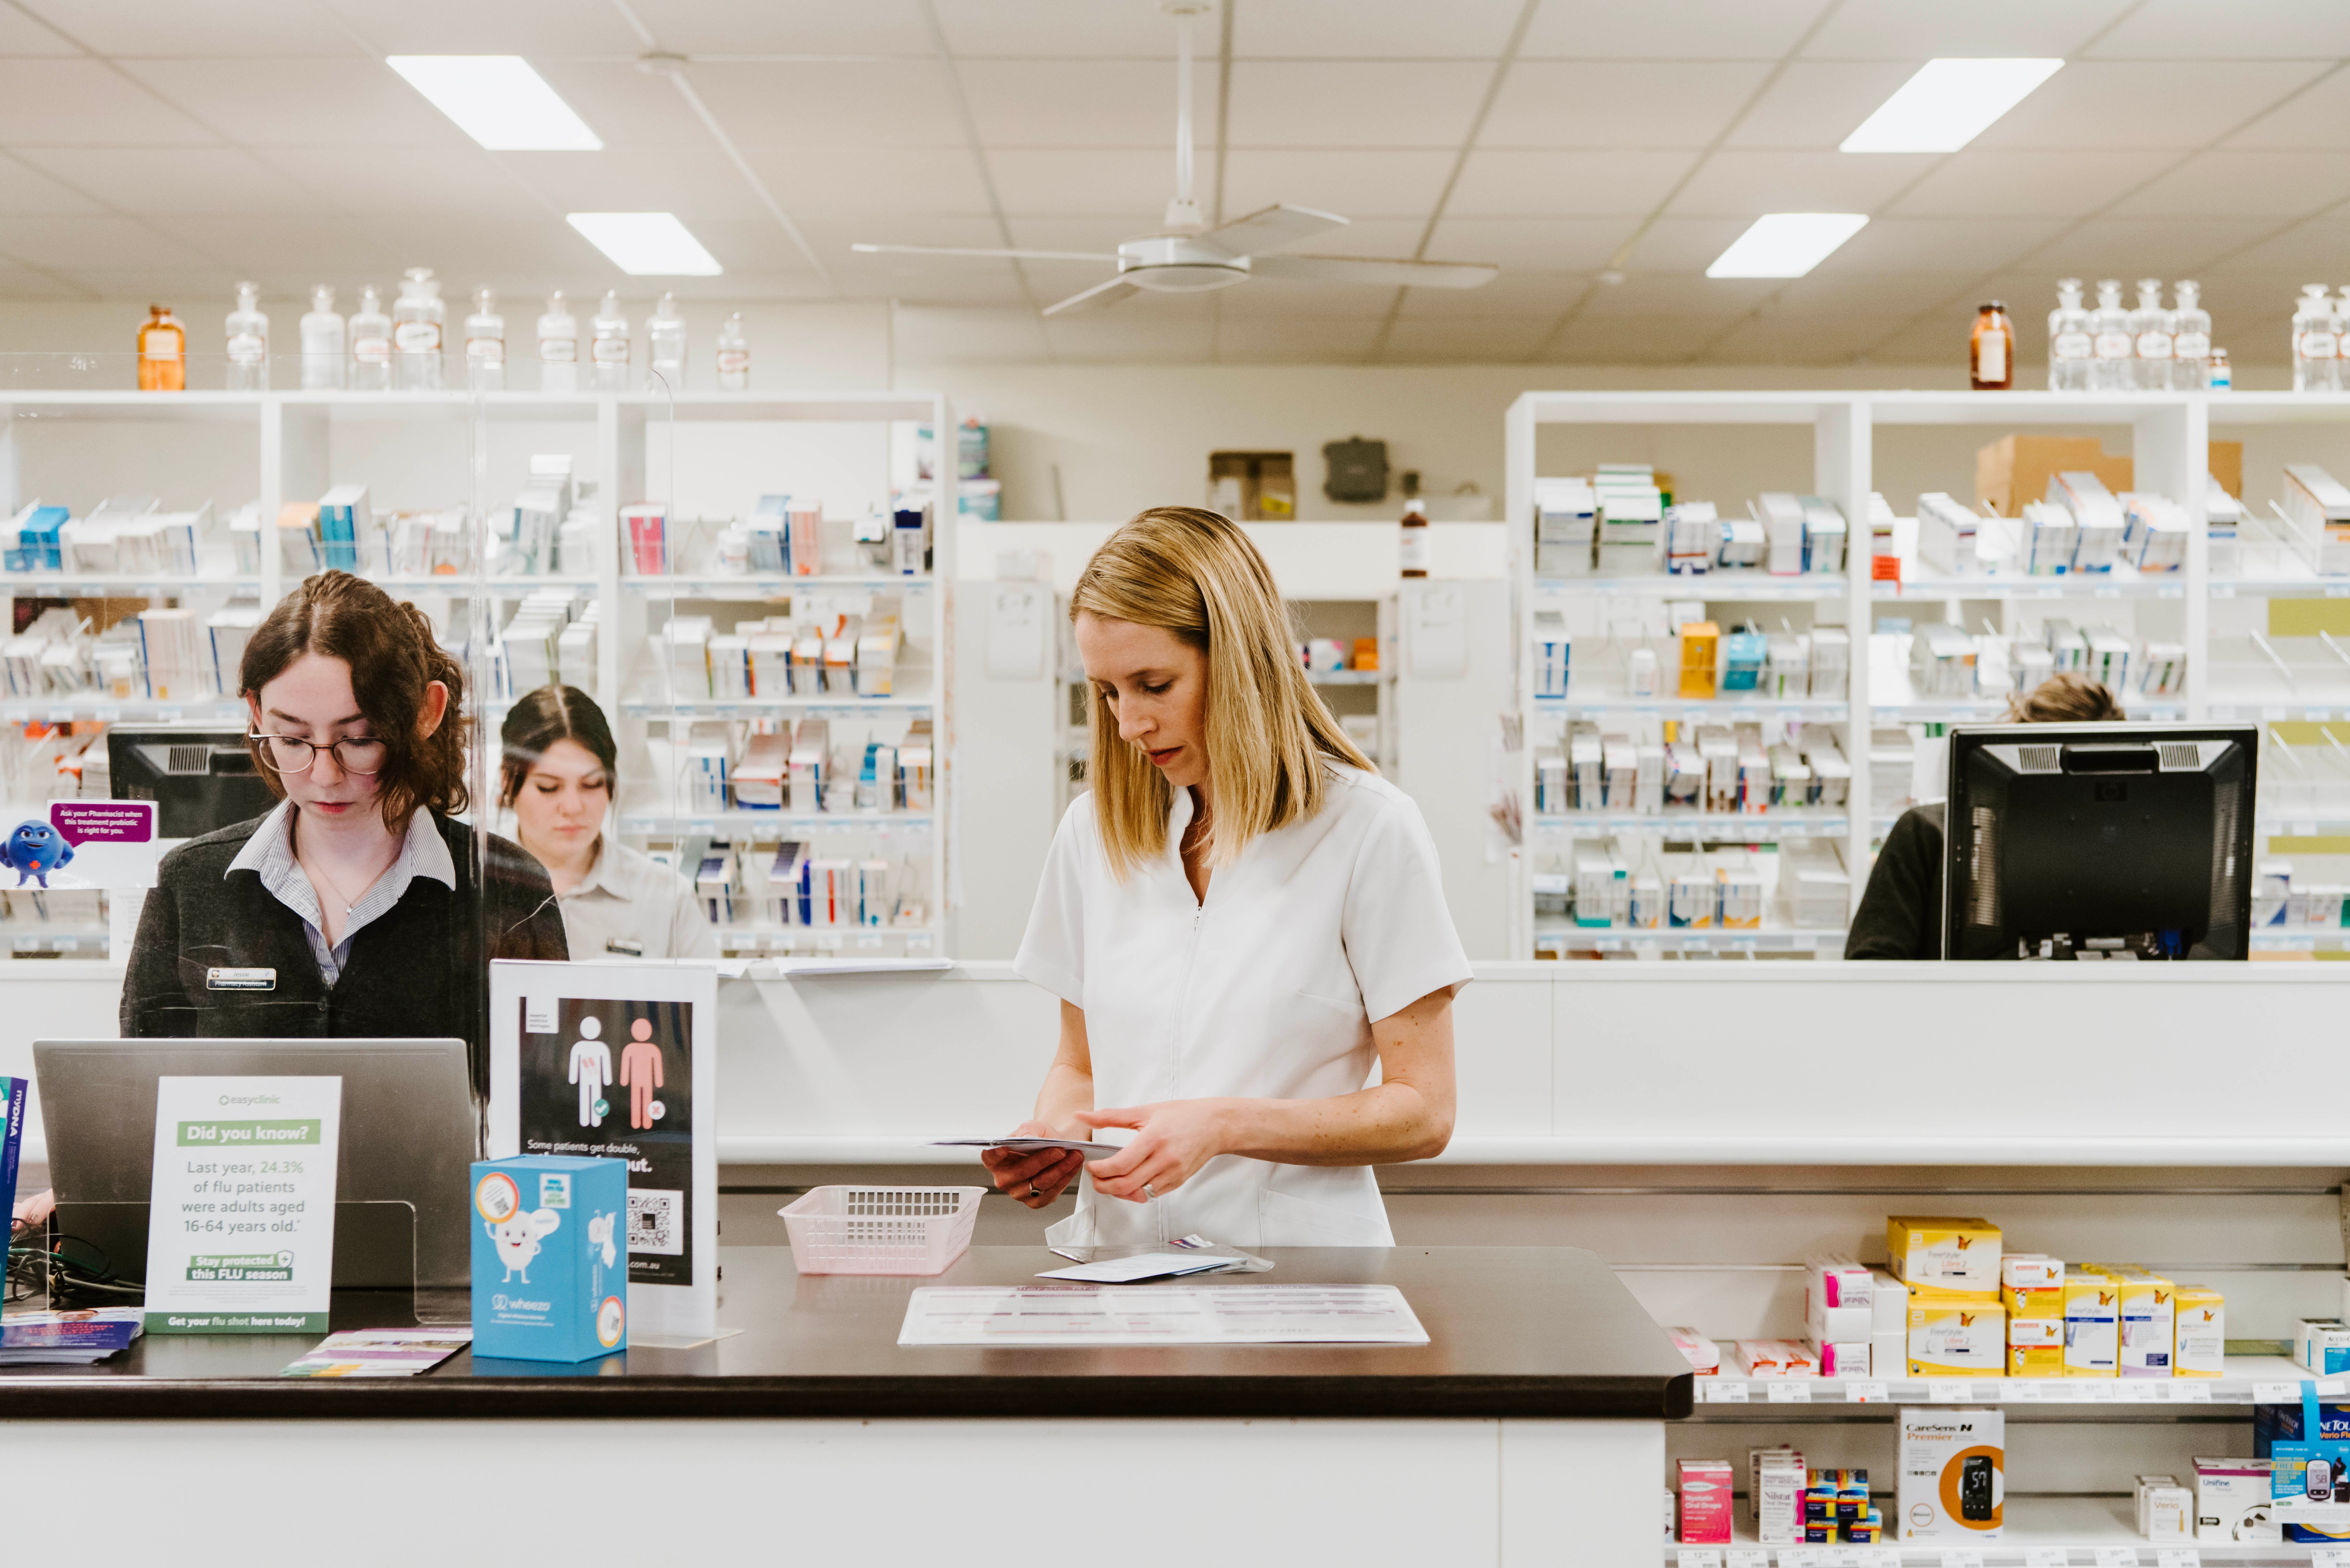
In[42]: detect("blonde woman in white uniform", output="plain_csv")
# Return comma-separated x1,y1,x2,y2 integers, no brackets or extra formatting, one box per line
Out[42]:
982,507,1472,1249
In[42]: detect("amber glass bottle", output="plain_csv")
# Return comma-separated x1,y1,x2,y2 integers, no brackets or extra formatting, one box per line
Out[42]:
138,304,185,392
1970,301,2014,392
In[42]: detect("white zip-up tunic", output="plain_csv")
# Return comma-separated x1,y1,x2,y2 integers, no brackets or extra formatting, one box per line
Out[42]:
1014,763,1473,1249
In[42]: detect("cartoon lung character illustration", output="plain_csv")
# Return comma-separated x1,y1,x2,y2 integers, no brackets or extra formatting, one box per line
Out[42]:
488,1208,562,1284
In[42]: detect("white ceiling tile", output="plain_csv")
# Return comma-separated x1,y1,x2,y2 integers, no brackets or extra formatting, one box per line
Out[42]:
932,0,1178,58
622,0,932,54
314,0,644,55
2040,217,2264,280
530,62,716,150
1542,314,1733,363
0,154,106,215
1234,0,1524,58
1225,62,1492,147
2088,0,2350,58
1250,217,1428,259
1446,150,1699,216
254,146,527,218
1214,315,1383,363
3,215,220,270
15,148,324,217
2225,69,2350,152
0,264,85,299
1422,217,1636,272
119,57,466,147
2196,222,2350,285
1519,0,1827,60
1665,150,1936,216
2109,151,2350,220
842,262,1034,309
138,216,407,275
0,60,217,145
1481,63,1772,149
1396,271,1587,318
1041,298,1213,363
1577,274,1780,321
0,6,76,56
1803,0,2133,58
1002,216,1148,255
805,213,1022,253
1703,311,1887,365
15,0,366,56
959,59,1182,147
489,150,769,223
35,268,242,303
1971,62,2329,152
1214,277,1406,319
1621,217,1756,274
1219,149,1455,220
1825,217,2066,273
1765,269,1983,320
987,148,1179,215
746,145,993,218
1723,61,1923,149
670,217,851,276
892,305,1051,365
1379,316,1551,362
1886,150,2178,217
686,61,966,147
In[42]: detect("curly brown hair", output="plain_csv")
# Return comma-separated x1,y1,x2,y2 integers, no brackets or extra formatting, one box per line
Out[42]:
239,570,468,831
2005,671,2127,724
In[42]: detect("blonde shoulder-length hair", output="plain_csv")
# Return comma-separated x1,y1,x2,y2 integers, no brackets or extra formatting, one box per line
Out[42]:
1072,506,1372,879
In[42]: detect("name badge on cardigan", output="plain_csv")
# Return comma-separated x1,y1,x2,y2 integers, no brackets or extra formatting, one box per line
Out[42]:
605,938,644,957
206,967,276,991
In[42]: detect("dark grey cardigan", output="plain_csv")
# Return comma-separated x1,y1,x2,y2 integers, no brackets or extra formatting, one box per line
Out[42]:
119,810,569,1096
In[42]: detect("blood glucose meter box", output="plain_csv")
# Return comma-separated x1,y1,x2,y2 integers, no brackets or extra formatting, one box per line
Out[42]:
1899,1408,2005,1540
471,1155,629,1362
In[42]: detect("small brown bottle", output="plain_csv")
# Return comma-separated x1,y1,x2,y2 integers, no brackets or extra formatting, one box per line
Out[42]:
1400,497,1430,578
138,304,185,392
1970,300,2014,391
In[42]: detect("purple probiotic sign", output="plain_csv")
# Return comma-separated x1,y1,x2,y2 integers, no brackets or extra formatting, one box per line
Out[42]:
49,801,154,847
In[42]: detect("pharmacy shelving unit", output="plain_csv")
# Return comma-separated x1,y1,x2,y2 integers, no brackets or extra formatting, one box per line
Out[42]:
1498,389,2350,959
0,381,957,967
1505,393,1872,960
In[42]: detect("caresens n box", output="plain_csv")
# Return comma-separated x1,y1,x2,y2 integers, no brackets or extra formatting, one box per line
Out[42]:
471,1154,629,1363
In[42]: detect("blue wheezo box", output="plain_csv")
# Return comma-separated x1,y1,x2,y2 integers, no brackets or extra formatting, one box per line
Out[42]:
470,1155,628,1363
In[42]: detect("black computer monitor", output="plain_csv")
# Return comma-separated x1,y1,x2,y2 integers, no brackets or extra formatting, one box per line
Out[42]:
1941,722,2256,960
108,727,277,839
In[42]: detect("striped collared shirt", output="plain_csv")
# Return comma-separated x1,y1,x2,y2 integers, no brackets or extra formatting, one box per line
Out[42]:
225,802,457,986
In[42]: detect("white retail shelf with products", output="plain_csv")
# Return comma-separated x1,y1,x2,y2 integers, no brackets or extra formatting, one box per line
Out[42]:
1503,388,2350,957
0,382,960,963
1533,926,1846,953
1667,1495,2337,1562
1690,1358,2325,1411
1534,811,1852,837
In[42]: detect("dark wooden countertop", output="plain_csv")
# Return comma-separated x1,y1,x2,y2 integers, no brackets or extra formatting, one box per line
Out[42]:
0,1245,1695,1420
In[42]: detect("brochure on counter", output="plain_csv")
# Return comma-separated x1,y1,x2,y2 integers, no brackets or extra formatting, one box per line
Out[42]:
0,1308,143,1364
898,1284,1430,1347
278,1327,471,1378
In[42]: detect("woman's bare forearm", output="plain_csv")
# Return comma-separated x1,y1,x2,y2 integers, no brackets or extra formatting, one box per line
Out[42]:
1034,1060,1094,1132
1210,1078,1452,1166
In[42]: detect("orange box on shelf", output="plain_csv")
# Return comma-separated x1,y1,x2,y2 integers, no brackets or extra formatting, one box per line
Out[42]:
1678,621,1719,699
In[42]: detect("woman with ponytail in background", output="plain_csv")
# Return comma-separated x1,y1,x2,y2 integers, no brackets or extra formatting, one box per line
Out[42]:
121,570,568,1096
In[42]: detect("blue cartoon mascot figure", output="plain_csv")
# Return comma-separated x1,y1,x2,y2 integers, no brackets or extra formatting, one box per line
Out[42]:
2,820,72,887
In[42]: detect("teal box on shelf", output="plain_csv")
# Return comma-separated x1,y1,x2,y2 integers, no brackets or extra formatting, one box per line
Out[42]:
470,1155,628,1363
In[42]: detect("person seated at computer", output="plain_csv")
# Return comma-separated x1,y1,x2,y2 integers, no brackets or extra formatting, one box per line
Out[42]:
499,685,715,961
120,570,568,1094
1846,673,2126,960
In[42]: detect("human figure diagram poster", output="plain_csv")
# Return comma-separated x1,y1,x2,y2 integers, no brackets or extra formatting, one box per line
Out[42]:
489,960,717,1339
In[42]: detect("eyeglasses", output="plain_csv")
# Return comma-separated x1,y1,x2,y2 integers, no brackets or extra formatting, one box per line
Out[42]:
250,733,389,776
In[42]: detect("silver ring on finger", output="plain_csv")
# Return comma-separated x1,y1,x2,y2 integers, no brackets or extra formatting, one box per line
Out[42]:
1026,1184,1043,1201
1142,1182,1156,1201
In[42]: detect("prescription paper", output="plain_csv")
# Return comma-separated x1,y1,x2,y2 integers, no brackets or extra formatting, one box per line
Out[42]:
897,1284,1429,1346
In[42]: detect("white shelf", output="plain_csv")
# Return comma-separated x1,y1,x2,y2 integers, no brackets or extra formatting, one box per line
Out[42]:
3,925,107,953
1537,573,1847,601
621,811,931,834
1692,1354,2315,1411
1873,572,2188,602
1535,926,1844,952
1535,696,1849,719
1868,698,2189,722
1669,1493,2324,1562
0,573,262,595
0,696,241,723
621,693,934,718
625,574,934,595
1534,812,1850,838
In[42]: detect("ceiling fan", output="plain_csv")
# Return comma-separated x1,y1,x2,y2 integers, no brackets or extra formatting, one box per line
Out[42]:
851,1,1500,316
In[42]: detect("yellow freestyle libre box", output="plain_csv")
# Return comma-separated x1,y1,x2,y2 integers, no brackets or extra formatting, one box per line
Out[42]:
2173,1286,2226,1378
1887,1216,2003,1295
2063,1271,2121,1376
1909,1291,2008,1378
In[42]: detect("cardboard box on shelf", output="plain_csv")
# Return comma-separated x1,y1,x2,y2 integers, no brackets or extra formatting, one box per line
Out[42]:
1974,436,2241,519
1898,1407,2004,1540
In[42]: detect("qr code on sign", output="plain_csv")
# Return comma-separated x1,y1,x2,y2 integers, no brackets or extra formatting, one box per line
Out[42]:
627,1189,684,1255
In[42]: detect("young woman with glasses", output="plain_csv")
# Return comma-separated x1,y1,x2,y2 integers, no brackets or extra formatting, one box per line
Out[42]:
119,571,569,1093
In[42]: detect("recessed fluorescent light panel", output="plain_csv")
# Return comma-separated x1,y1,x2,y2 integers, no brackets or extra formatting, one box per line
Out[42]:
1840,58,2063,154
387,56,602,151
1706,214,1869,279
567,213,724,276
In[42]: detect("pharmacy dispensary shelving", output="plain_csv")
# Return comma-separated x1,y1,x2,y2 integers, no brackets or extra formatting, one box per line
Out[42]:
1505,389,2350,961
0,381,956,967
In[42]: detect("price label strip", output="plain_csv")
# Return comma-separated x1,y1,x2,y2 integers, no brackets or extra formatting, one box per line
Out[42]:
2156,1550,2201,1568
1942,1552,1985,1567
2023,1551,2071,1567
1844,1380,1890,1403
2313,1550,2350,1568
1768,1379,1813,1403
2254,1380,2301,1403
1929,1379,1973,1401
1724,1551,1770,1568
1675,1551,1722,1568
2094,1550,2141,1567
1709,1379,1750,1403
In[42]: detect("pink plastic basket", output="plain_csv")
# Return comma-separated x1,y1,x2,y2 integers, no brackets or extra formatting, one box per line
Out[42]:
780,1185,984,1276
